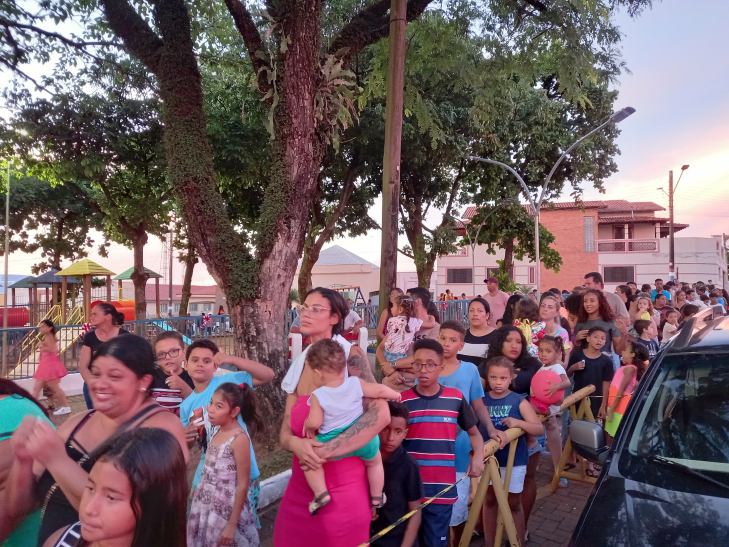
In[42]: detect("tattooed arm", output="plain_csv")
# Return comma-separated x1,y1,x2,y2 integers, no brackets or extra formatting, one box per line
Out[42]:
316,346,390,460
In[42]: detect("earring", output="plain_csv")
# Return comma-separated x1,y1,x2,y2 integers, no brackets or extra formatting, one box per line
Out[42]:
140,387,146,392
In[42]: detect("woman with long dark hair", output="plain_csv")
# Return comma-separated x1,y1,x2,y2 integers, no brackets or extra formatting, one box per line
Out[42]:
275,288,389,547
42,428,188,547
497,294,523,328
5,334,188,547
457,298,496,364
0,379,50,546
78,302,129,409
575,289,627,354
482,325,543,538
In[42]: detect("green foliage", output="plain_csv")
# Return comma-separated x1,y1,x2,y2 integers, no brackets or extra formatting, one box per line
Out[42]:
0,171,109,274
288,289,300,305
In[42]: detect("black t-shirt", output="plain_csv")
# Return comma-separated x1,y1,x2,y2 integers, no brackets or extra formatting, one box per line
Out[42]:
82,328,130,352
511,356,543,395
150,368,195,417
568,349,614,417
457,329,495,366
371,445,424,547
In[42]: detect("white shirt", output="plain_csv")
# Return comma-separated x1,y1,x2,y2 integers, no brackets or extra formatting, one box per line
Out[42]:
281,335,351,394
540,363,567,376
310,376,364,434
344,310,362,330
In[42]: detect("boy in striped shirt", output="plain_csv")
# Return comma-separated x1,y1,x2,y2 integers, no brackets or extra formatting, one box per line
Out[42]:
401,339,484,547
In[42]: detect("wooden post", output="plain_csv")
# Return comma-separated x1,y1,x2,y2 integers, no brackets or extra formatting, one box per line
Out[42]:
45,287,50,308
487,457,520,547
377,0,407,329
83,274,91,323
11,287,15,306
33,284,39,324
61,276,67,324
106,276,111,303
118,279,123,301
155,277,160,319
494,440,519,547
51,283,58,306
549,396,598,492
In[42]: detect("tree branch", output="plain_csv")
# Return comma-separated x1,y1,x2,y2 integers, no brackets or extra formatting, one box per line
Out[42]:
0,18,123,49
523,0,548,12
223,0,272,96
398,247,414,259
330,0,434,69
99,0,163,73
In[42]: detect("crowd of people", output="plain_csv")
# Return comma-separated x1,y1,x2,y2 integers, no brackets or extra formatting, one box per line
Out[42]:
0,275,725,547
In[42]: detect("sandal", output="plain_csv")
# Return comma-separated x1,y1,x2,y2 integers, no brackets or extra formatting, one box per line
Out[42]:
371,493,387,508
586,468,600,478
309,491,331,516
563,463,577,472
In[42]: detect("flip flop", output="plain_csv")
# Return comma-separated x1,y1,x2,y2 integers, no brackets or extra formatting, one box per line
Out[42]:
309,491,331,516
563,463,577,472
586,468,600,478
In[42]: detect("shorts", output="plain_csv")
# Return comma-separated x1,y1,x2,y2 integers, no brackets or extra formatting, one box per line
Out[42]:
449,472,470,526
419,503,453,547
317,418,380,461
527,427,546,458
489,465,527,494
383,349,408,362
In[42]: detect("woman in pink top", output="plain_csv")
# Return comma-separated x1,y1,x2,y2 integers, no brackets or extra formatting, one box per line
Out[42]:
274,288,389,547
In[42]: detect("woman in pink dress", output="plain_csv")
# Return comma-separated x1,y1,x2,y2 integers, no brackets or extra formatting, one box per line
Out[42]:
274,288,389,547
32,320,70,415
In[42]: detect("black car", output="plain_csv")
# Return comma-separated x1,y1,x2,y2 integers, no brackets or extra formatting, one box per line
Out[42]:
569,306,729,546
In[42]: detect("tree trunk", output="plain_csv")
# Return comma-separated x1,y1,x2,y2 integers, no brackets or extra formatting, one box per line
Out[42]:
298,236,317,299
503,237,515,278
129,231,149,323
418,256,435,289
179,242,197,317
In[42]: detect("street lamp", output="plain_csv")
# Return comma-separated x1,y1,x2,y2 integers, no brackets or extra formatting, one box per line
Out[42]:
469,106,636,292
459,198,514,298
658,164,689,281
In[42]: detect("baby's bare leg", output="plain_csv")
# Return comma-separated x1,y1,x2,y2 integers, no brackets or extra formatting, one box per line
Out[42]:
303,467,328,499
364,452,384,499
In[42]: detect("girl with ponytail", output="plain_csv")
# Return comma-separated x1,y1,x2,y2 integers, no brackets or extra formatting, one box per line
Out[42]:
187,383,261,547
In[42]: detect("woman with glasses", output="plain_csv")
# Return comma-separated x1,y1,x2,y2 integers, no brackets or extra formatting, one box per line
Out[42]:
483,326,544,541
275,288,389,547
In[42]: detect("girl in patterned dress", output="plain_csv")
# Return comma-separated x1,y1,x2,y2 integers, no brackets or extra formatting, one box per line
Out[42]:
382,294,435,361
188,383,263,547
513,298,546,356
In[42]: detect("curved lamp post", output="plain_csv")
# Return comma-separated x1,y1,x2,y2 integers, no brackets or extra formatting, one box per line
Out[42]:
469,106,636,292
459,198,514,298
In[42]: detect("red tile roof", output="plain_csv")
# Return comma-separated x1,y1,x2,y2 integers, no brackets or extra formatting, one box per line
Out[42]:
463,199,665,219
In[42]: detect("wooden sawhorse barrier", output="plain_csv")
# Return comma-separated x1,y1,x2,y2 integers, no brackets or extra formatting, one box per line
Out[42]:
459,386,596,547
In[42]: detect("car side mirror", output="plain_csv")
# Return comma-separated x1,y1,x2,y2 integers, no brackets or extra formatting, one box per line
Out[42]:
570,420,610,466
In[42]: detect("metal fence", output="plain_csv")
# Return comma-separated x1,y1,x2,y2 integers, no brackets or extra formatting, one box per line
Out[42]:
5,301,475,380
3,314,236,380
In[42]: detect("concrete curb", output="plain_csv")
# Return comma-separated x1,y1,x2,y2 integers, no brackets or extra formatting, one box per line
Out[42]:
259,469,292,510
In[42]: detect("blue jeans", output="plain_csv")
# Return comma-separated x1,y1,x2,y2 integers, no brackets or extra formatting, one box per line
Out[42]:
82,382,94,410
419,503,452,547
383,349,407,362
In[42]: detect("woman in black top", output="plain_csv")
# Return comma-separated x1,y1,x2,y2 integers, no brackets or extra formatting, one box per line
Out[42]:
79,303,129,409
482,325,543,535
457,298,496,365
5,335,189,547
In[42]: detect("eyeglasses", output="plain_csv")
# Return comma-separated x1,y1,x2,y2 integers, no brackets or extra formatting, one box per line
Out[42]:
411,362,439,372
299,304,331,316
155,348,182,361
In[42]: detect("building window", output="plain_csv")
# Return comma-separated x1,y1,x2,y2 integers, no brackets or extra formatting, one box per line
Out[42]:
203,303,212,312
486,267,512,280
529,266,536,285
446,268,473,284
189,303,199,312
160,303,168,313
584,216,595,252
603,266,635,284
612,225,634,239
174,303,180,312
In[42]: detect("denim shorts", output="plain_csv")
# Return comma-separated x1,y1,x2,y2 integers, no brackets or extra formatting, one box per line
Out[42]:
419,503,453,547
383,349,408,362
528,427,546,458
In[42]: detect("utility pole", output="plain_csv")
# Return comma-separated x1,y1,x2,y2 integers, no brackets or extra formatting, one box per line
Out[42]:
378,0,407,317
168,225,174,315
2,163,9,378
668,170,675,282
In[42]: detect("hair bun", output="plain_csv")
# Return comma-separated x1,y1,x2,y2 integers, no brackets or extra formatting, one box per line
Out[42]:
115,311,125,325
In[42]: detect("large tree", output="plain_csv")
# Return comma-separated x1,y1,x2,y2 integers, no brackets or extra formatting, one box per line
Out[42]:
1,90,171,320
0,172,109,274
0,0,654,424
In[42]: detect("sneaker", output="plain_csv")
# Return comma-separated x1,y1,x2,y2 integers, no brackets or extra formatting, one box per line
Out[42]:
53,407,71,415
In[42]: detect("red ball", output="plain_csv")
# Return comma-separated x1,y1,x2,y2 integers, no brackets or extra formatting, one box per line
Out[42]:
530,369,563,414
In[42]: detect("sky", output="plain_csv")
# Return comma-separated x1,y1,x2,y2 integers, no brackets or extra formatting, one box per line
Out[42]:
4,0,728,282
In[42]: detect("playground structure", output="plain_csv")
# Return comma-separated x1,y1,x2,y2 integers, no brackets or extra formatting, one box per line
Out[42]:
330,285,367,306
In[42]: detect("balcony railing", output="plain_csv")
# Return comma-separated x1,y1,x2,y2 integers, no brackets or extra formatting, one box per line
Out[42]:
597,238,659,253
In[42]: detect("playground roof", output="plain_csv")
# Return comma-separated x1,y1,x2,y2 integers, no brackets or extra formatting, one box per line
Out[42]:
8,276,51,289
32,269,80,284
56,259,116,277
114,267,163,280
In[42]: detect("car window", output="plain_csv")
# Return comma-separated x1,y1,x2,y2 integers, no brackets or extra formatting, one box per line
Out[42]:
627,352,729,473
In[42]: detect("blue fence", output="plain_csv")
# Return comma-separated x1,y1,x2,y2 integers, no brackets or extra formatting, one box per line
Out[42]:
4,301,475,380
